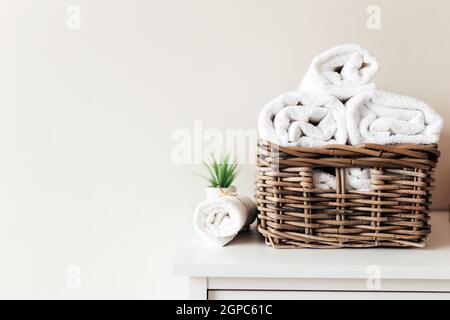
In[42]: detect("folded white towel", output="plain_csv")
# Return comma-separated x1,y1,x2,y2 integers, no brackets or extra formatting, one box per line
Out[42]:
346,90,444,145
258,91,347,147
313,168,371,192
193,195,257,247
299,44,380,100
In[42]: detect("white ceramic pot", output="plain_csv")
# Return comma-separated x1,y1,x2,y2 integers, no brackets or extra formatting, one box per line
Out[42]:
204,186,236,201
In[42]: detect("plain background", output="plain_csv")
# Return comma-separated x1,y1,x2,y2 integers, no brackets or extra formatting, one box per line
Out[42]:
1,0,449,299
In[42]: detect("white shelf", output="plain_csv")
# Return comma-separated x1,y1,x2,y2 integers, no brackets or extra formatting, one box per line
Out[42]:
173,211,450,280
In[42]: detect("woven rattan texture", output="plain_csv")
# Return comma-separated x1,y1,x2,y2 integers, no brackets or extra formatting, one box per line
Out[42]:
256,140,440,248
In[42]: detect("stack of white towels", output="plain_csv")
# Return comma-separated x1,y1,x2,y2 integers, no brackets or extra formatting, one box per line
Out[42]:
259,44,443,192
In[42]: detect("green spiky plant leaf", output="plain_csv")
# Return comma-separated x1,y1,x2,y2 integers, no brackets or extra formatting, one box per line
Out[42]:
200,153,239,188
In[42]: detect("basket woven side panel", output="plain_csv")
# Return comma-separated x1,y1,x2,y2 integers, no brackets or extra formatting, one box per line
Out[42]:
256,140,439,248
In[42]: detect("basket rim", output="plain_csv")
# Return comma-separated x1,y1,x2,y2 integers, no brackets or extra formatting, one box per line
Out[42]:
258,139,440,158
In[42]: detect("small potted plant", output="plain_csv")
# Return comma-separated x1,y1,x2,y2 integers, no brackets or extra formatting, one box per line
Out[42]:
200,154,239,201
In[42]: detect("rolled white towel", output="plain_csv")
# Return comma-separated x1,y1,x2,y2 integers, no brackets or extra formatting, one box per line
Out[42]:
193,194,257,247
299,44,380,100
346,168,371,192
313,170,336,190
258,91,347,147
312,168,371,192
346,90,444,145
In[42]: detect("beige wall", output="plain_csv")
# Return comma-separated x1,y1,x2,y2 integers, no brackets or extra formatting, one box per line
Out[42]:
1,0,449,298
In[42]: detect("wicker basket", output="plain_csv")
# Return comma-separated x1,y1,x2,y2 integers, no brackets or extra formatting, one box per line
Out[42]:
256,140,440,248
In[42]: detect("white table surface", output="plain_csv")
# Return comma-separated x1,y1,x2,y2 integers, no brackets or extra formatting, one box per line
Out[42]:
173,211,450,280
